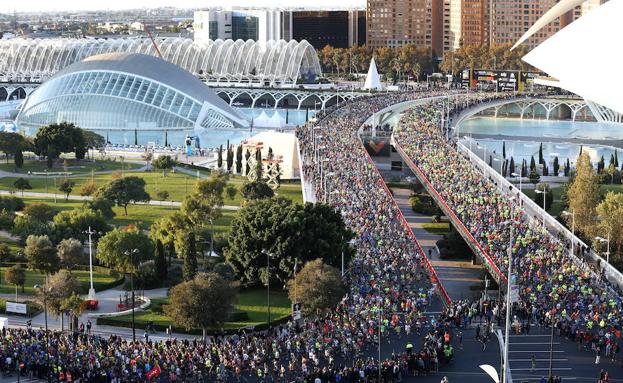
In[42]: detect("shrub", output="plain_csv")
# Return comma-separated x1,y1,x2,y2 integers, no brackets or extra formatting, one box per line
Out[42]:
79,180,98,196
23,203,56,223
0,209,14,230
0,196,25,212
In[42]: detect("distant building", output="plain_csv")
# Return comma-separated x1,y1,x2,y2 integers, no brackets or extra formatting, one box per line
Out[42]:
366,0,443,54
194,5,365,48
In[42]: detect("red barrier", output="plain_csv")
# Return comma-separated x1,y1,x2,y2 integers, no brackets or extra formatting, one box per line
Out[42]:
358,137,453,306
394,143,507,284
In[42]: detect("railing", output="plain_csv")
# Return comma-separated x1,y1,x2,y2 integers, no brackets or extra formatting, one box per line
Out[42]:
394,142,507,285
456,141,623,290
359,136,452,307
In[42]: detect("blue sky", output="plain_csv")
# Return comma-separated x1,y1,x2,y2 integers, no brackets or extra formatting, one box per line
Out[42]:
3,0,365,13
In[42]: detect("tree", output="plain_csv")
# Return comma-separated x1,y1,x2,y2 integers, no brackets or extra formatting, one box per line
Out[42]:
530,156,537,172
564,158,571,177
521,159,528,178
14,150,23,169
225,185,237,201
152,155,176,177
235,145,243,174
538,143,544,165
42,270,80,331
154,239,168,281
58,179,75,200
287,259,345,317
244,149,251,175
61,293,86,332
180,172,226,227
177,230,197,281
5,265,25,296
96,227,154,273
12,216,53,244
226,146,234,172
225,198,353,286
85,196,116,219
81,130,106,156
528,168,540,185
533,183,554,211
596,192,623,264
57,238,84,268
53,208,109,242
33,122,87,167
23,203,55,223
95,176,150,215
0,132,31,165
13,178,31,196
156,190,170,201
217,144,223,169
509,157,515,177
502,141,506,159
241,181,274,201
567,153,600,237
24,235,59,275
165,272,238,338
553,157,560,176
255,149,263,179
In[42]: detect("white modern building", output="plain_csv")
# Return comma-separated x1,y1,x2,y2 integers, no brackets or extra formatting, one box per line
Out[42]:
516,0,623,122
194,10,292,43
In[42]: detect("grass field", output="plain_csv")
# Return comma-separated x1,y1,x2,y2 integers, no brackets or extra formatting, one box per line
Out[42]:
0,267,122,295
107,288,291,331
0,171,303,205
0,159,142,175
19,196,236,231
421,222,451,234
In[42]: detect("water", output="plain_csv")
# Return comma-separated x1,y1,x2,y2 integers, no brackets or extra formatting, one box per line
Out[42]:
459,117,623,140
463,138,620,167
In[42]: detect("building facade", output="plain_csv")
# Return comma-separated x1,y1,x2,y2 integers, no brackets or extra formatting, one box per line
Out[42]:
366,0,443,54
194,10,293,43
291,10,366,49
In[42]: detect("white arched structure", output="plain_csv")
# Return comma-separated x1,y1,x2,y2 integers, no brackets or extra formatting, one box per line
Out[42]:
0,37,322,87
517,0,623,119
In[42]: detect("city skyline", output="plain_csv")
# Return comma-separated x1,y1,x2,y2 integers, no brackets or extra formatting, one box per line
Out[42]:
1,0,366,13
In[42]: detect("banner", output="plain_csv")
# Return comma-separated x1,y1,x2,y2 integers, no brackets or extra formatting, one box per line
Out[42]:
6,301,27,314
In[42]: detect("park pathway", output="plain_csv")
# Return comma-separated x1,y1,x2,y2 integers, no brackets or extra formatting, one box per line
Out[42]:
391,187,484,300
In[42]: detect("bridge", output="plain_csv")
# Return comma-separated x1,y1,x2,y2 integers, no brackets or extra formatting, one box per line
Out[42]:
0,82,366,111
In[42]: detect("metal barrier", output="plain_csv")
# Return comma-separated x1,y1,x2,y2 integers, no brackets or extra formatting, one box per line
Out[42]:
394,142,507,285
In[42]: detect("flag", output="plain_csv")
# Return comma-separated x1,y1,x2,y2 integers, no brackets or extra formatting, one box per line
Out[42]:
146,364,161,380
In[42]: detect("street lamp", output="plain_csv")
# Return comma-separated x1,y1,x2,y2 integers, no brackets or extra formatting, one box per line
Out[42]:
83,226,101,301
261,249,274,328
124,248,140,341
34,284,50,383
534,189,548,228
561,210,575,258
595,235,610,265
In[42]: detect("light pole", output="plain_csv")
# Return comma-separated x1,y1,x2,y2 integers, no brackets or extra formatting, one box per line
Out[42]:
502,202,515,383
534,189,548,228
83,226,100,301
261,249,273,328
34,284,50,383
595,234,610,265
561,210,575,258
124,248,139,342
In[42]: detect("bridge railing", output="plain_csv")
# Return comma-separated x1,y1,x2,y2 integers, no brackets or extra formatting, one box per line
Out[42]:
394,142,507,285
456,141,623,290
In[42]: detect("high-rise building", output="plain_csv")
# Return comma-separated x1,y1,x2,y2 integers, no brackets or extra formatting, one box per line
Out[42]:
366,0,443,53
194,10,292,43
292,10,366,49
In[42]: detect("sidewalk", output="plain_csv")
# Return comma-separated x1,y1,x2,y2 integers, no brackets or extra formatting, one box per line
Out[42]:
391,188,483,300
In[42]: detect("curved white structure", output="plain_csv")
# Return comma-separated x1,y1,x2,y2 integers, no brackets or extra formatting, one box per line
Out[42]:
16,53,249,135
0,37,322,87
519,0,623,117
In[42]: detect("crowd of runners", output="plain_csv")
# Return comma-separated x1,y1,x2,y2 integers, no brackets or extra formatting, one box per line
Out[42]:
393,98,623,365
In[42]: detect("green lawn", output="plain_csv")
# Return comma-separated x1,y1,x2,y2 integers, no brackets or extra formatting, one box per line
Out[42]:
421,222,451,234
19,196,235,231
0,267,122,296
104,288,291,332
0,171,303,206
0,158,142,175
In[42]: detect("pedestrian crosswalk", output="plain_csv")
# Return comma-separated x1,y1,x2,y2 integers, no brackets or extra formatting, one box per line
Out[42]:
507,332,572,382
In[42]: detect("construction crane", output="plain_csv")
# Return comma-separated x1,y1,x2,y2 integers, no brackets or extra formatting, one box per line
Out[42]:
144,24,163,59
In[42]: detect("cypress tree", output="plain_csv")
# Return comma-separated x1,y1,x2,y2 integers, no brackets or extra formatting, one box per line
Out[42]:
14,150,23,169
615,150,619,168
489,155,493,167
226,146,234,172
217,144,223,169
565,158,570,176
553,156,559,176
236,145,243,174
598,155,605,173
245,149,251,175
522,159,528,177
182,232,197,281
256,148,263,180
502,141,506,159
538,143,544,164
530,156,537,171
509,157,515,176
154,239,168,280
543,163,549,176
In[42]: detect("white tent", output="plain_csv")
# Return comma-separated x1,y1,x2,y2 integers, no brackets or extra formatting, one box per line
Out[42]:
363,57,382,90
